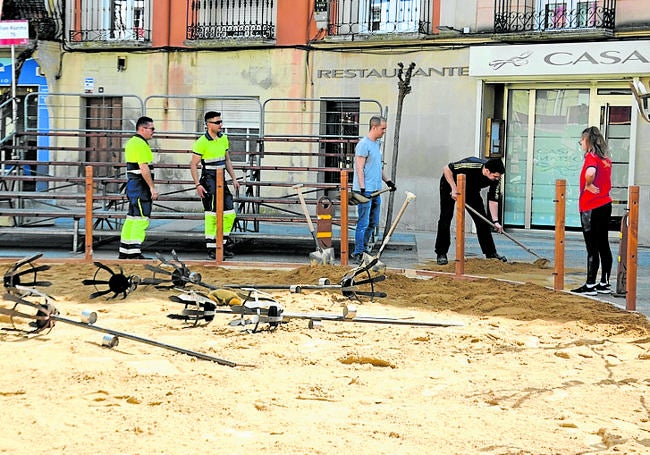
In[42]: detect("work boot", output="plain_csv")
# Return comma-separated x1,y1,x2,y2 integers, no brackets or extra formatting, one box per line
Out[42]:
224,237,235,255
208,249,234,260
486,253,507,262
436,254,448,265
350,253,363,265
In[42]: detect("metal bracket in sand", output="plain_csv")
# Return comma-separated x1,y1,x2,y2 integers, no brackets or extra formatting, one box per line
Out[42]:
142,250,193,288
170,288,463,332
168,290,217,327
3,253,52,292
1,286,238,366
82,262,141,300
339,257,388,300
170,288,284,334
185,266,387,301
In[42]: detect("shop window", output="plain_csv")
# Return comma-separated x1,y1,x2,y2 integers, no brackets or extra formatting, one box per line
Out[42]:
503,88,590,229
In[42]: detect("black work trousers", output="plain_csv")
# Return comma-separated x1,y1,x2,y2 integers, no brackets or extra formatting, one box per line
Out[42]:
580,202,613,285
434,177,498,257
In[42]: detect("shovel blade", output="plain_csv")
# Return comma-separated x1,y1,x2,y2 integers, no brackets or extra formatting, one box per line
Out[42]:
349,191,370,205
309,248,335,265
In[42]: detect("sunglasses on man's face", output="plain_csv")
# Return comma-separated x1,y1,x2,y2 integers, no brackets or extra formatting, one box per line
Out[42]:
207,120,223,125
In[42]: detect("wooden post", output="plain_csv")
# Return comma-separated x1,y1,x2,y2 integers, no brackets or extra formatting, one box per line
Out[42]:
626,186,639,311
215,168,225,263
316,197,333,248
455,174,466,276
340,170,349,266
554,179,566,290
85,166,94,261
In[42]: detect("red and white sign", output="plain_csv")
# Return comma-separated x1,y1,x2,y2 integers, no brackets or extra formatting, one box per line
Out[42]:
0,20,29,46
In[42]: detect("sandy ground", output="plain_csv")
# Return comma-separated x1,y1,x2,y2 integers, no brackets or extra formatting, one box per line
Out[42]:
1,257,649,455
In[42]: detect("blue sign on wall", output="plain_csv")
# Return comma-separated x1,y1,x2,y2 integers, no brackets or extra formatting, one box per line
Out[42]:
0,57,50,191
0,58,47,86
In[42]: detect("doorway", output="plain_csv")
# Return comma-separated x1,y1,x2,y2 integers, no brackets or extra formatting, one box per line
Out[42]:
320,99,360,195
84,96,124,193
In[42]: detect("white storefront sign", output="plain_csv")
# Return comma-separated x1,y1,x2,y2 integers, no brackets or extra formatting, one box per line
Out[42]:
470,40,650,78
0,20,29,46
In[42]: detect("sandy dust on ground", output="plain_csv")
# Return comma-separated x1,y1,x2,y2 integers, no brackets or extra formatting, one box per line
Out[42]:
1,257,649,455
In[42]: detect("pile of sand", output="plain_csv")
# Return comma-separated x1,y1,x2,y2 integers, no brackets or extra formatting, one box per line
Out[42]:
1,259,648,454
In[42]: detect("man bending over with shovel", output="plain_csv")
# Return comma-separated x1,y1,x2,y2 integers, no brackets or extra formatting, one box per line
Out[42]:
350,116,396,265
434,157,507,265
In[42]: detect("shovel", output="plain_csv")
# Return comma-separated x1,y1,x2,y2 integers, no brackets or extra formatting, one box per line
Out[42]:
294,184,335,265
348,187,391,205
465,203,551,266
360,191,417,273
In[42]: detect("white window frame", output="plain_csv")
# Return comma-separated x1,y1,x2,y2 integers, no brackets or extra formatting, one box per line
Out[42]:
536,0,598,30
359,0,420,34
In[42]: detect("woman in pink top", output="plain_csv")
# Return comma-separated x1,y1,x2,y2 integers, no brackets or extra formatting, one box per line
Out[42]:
571,126,613,296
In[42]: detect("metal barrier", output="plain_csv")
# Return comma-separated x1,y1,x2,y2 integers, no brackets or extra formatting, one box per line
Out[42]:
24,92,145,133
143,95,263,136
1,94,385,260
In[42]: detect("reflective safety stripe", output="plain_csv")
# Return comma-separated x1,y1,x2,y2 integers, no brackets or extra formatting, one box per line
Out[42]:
203,159,226,170
127,163,154,176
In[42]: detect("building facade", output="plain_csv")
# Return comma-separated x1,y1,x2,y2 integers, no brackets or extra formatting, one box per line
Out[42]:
2,0,650,243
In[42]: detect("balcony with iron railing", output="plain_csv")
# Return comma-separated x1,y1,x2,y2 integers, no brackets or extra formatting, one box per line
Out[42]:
326,0,433,39
186,0,276,41
494,0,616,34
68,0,152,43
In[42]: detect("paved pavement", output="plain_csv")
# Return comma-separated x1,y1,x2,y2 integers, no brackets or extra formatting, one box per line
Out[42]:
0,220,647,318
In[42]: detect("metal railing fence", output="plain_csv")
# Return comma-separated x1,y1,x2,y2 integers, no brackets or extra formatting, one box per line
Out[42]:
494,0,616,33
186,0,276,40
327,0,433,38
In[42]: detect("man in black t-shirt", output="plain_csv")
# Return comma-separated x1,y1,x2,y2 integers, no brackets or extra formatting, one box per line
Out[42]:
434,157,507,265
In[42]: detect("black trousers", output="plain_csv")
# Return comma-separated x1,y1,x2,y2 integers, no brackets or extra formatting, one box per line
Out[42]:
580,202,613,285
434,177,497,256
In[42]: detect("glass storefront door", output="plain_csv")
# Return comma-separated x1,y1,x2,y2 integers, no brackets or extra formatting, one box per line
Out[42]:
594,92,632,228
503,86,633,230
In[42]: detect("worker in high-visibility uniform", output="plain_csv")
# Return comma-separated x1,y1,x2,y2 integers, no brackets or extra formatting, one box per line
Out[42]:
190,111,240,259
118,116,158,259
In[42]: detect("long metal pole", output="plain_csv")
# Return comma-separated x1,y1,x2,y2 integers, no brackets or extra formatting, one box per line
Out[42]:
4,293,239,367
9,44,17,177
11,44,16,130
53,314,238,367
